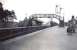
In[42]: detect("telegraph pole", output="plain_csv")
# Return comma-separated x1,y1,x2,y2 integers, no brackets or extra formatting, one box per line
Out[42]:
55,5,58,15
55,5,64,27
59,7,64,27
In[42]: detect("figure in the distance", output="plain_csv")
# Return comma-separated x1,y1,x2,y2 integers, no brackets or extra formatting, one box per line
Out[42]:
67,16,76,33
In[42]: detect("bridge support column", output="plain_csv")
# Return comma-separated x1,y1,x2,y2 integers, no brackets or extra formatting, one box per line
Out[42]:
59,17,64,27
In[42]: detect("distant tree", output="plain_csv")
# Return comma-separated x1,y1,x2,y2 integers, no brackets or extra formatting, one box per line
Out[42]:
17,17,29,27
27,17,33,26
17,21,24,27
0,2,17,27
3,10,17,22
0,2,4,22
3,10,17,27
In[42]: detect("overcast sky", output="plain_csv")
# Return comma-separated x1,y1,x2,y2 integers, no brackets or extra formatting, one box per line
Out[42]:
1,0,77,22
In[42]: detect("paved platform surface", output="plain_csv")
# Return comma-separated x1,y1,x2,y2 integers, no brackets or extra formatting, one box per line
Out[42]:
1,26,77,50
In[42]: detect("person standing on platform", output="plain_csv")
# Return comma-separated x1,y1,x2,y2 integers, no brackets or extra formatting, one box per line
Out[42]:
68,16,76,33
